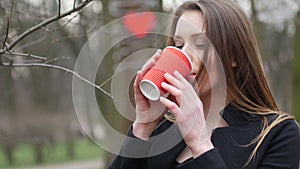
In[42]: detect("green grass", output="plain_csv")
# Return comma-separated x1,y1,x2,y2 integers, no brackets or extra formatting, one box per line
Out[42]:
0,139,104,168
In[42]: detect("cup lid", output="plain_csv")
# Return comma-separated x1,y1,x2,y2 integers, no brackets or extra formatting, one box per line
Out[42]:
139,79,160,101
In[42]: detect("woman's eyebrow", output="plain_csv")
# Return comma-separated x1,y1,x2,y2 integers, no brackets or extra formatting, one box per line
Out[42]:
191,33,204,38
174,33,204,40
173,35,183,40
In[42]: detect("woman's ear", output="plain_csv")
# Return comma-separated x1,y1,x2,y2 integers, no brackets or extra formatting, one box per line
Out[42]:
232,58,237,68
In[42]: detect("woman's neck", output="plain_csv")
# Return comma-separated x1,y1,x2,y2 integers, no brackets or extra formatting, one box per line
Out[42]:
201,91,230,119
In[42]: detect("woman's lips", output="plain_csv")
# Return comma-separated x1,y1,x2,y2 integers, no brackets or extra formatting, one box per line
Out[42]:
189,72,197,77
187,72,197,81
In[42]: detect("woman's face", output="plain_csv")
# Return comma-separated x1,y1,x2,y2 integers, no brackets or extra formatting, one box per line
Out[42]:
174,10,220,96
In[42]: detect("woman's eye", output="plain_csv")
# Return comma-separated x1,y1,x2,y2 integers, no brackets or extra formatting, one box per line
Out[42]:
195,44,205,49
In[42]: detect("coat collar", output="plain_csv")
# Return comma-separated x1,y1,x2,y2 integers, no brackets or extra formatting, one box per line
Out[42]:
220,104,262,126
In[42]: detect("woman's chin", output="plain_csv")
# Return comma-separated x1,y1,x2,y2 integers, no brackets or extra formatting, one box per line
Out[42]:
187,74,196,83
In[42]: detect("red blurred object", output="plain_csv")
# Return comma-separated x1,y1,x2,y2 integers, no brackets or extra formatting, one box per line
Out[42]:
123,12,157,38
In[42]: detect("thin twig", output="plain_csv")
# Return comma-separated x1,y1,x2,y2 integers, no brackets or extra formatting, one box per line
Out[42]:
42,34,85,55
9,0,15,21
7,0,93,51
7,0,15,41
0,53,3,65
4,52,47,61
43,56,69,64
98,73,118,88
2,0,15,49
5,52,48,61
73,0,77,9
41,10,82,32
15,34,46,51
98,62,139,88
2,62,114,99
3,17,10,46
41,18,101,55
58,0,61,17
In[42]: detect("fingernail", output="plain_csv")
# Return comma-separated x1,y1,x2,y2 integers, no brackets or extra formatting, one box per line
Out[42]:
155,49,162,55
159,96,166,102
174,70,179,75
164,73,170,78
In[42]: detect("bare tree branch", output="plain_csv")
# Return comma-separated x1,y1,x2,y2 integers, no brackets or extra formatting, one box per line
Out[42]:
43,56,69,64
4,0,93,52
9,0,15,21
0,0,115,99
3,52,47,61
250,0,257,20
2,0,15,48
1,62,114,99
98,73,118,88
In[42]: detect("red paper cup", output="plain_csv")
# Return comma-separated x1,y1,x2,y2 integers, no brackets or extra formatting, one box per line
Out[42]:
139,46,192,100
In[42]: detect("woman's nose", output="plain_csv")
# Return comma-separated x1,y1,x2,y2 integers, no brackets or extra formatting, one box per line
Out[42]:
181,45,194,63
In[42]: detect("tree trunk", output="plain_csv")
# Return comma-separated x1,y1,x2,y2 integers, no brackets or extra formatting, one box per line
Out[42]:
34,143,44,164
3,144,15,165
99,0,163,168
66,141,75,159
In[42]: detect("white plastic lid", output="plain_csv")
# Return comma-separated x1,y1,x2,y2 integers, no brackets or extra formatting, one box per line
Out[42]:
139,79,160,101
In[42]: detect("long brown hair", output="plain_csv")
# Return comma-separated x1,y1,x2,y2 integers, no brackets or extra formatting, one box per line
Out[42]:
165,0,295,166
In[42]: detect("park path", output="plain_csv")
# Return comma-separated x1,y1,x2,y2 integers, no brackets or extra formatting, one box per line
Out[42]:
5,158,104,169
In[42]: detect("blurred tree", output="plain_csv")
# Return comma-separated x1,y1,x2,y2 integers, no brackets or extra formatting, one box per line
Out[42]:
293,11,300,121
96,0,164,167
0,0,93,165
249,0,296,113
1,0,299,167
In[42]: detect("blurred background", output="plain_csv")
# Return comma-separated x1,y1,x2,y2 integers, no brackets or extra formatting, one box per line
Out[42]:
0,0,299,168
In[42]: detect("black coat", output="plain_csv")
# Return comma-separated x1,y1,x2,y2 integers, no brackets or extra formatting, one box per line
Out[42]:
108,105,300,169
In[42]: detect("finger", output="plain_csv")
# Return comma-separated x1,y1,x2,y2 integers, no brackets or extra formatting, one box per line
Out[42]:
153,49,162,61
141,58,156,74
161,82,183,105
141,49,162,71
164,73,183,90
146,49,162,64
134,71,142,88
172,71,196,96
134,71,146,100
159,96,181,117
173,70,190,85
161,82,182,98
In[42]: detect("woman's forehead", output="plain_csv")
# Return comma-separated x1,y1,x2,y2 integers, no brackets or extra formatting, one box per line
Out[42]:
174,11,205,38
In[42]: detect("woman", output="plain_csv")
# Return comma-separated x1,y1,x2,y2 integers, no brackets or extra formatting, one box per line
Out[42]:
109,0,300,168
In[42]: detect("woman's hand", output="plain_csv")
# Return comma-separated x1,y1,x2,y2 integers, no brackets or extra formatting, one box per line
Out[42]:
159,71,214,157
132,49,166,140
